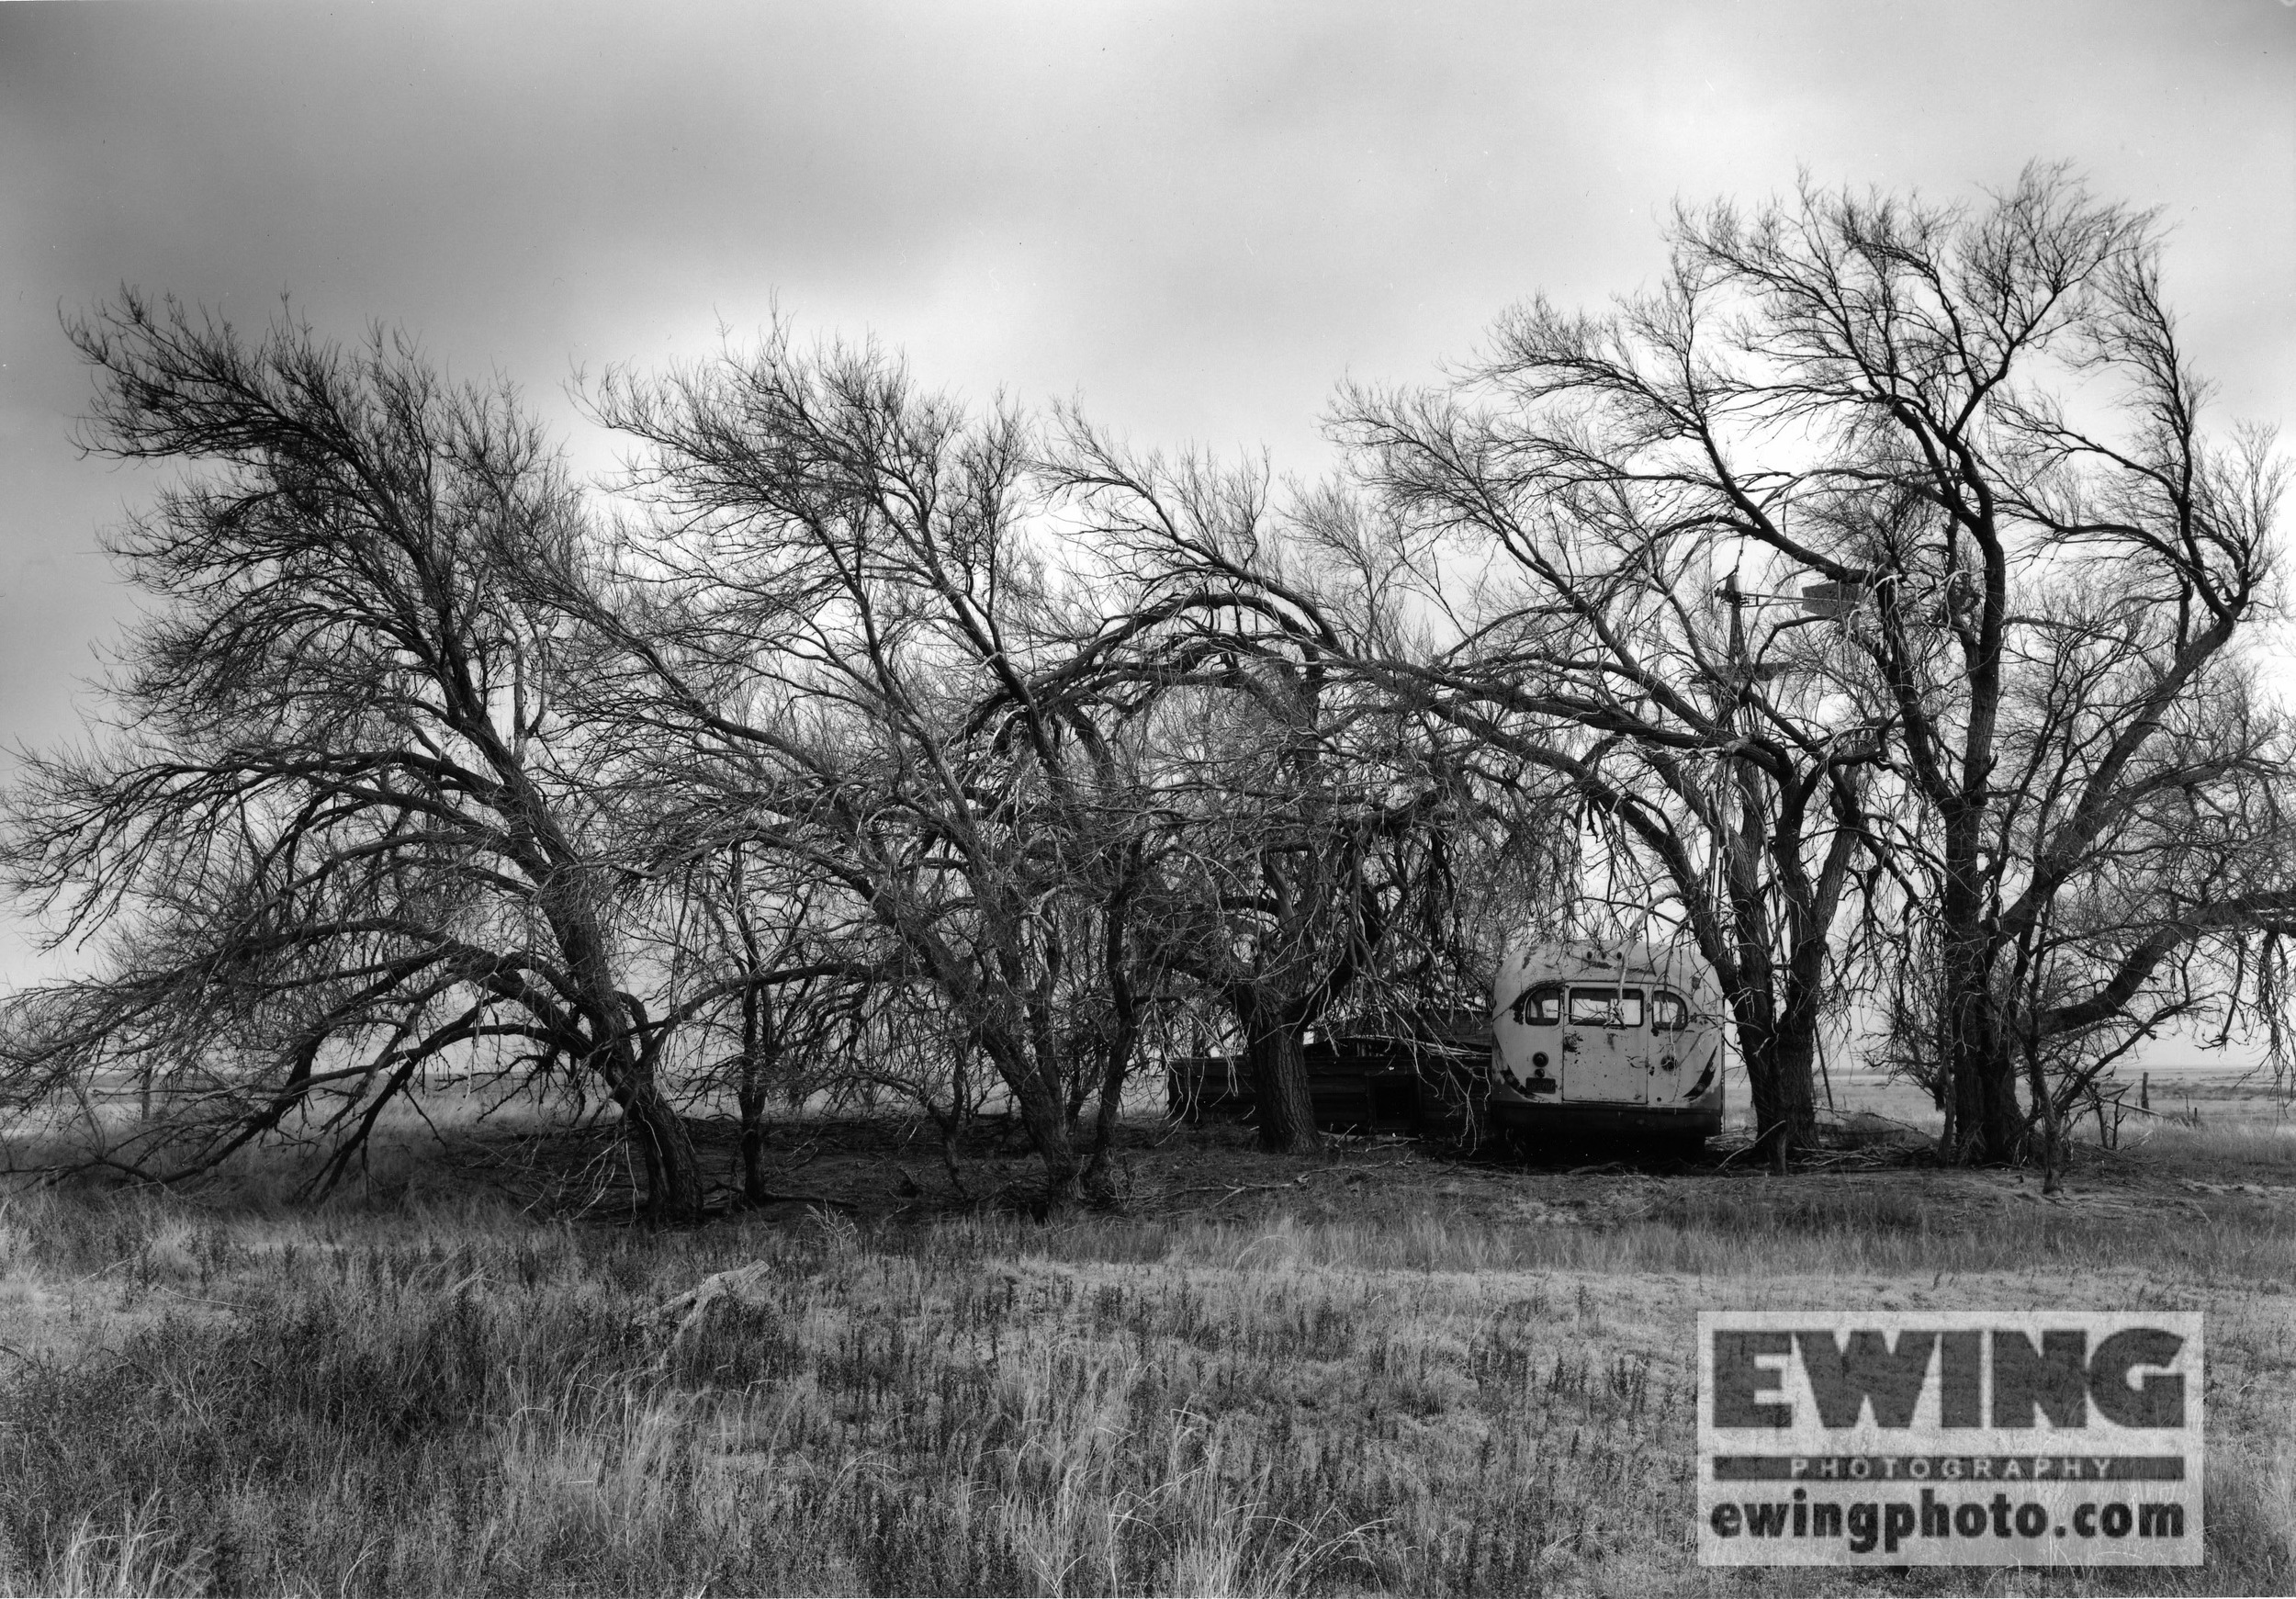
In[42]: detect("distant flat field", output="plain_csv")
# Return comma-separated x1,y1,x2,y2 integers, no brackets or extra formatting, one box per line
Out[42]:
1716,1060,2296,1140
59,1056,2296,1145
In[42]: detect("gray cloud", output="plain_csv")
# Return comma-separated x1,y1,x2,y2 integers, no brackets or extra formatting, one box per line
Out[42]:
3,0,2291,986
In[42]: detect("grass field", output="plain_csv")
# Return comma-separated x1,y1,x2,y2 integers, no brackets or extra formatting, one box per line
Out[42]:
0,1107,2291,1596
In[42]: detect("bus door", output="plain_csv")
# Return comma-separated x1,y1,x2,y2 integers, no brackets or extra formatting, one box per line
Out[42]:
1562,984,1647,1102
1643,986,1716,1102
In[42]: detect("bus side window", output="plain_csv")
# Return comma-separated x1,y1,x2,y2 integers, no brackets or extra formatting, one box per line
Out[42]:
1652,991,1689,1031
1512,985,1562,1025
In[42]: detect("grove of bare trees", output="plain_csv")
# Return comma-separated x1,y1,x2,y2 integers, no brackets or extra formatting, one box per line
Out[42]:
4,167,2287,1211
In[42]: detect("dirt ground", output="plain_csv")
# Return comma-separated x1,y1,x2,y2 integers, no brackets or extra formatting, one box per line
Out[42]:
373,1079,2296,1244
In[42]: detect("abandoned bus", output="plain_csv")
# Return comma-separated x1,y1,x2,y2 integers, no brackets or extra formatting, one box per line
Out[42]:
1489,940,1726,1145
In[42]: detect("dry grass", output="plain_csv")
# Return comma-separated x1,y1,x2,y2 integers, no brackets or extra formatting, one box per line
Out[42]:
0,1123,2290,1596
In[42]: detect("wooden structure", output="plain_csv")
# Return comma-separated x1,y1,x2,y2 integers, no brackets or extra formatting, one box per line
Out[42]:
1165,1016,1488,1141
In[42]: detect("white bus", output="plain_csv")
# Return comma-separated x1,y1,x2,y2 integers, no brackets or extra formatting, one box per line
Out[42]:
1489,940,1726,1145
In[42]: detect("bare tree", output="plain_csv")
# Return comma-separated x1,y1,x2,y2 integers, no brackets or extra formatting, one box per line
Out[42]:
584,329,1153,1204
1042,431,1558,1154
1672,167,2296,1162
1127,654,1437,1154
1867,562,2296,1166
1323,343,1891,1165
1335,165,2296,1164
636,842,885,1204
0,296,711,1215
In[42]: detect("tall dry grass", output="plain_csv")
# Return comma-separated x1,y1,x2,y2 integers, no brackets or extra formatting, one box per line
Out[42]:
0,1139,2289,1596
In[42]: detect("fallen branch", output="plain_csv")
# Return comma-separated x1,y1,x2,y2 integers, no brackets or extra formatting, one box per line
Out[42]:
636,1261,781,1371
1163,1172,1315,1202
733,1189,861,1211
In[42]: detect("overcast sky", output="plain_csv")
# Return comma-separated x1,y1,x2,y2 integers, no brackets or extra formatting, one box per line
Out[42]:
3,0,2292,1004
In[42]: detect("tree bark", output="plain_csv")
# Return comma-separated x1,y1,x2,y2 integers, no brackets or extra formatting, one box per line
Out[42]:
614,1064,706,1222
736,986,774,1206
1081,892,1142,1200
1949,1036,2024,1165
1080,1030,1135,1199
1244,1014,1322,1154
737,1076,771,1204
1940,933,2023,1165
1735,1002,1818,1167
988,1032,1086,1210
2023,1036,2061,1193
563,984,706,1222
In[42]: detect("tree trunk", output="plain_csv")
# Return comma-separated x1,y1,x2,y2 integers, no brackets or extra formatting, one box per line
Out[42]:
737,1053,771,1206
2024,1038,2060,1193
731,905,772,1204
616,1067,706,1222
1941,943,2024,1165
985,1033,1086,1210
1244,1017,1322,1155
1736,1004,1818,1168
1945,1046,2024,1164
535,854,707,1221
1080,1033,1135,1200
1952,1039,2024,1165
1934,807,2026,1164
1081,929,1142,1200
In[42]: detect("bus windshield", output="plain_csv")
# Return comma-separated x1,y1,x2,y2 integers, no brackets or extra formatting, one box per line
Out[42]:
1568,987,1644,1028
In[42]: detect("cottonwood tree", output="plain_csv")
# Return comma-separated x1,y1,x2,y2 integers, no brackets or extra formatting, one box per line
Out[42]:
1671,167,2296,1162
1864,555,2296,1166
636,842,884,1204
1324,352,1892,1165
0,296,711,1215
1127,655,1444,1154
1339,165,2296,1164
1043,432,1541,1154
583,330,1154,1203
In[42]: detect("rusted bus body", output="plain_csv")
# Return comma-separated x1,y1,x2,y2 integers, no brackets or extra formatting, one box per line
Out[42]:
1165,1019,1485,1140
1165,944,1725,1146
1489,940,1726,1143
